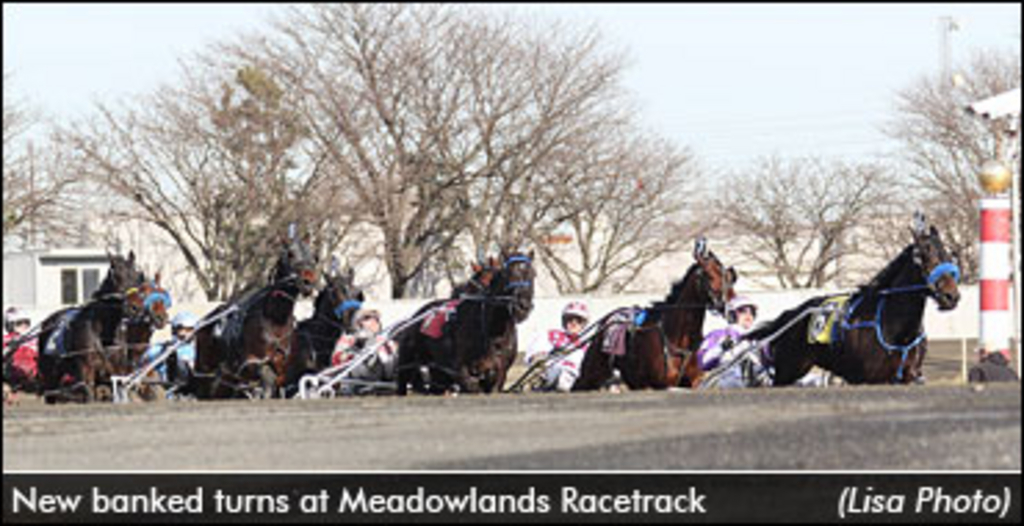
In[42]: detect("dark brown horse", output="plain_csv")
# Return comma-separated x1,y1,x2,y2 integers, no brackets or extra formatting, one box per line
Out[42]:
282,261,364,397
192,230,319,399
743,216,960,385
120,276,173,400
36,252,146,403
476,250,535,393
574,238,736,391
394,251,534,395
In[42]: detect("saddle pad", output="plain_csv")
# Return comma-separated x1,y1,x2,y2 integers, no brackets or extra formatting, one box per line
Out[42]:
420,300,461,339
807,295,850,345
43,308,80,357
601,310,636,357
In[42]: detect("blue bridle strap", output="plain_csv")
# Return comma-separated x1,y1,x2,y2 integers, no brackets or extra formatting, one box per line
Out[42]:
504,255,532,267
830,259,958,382
928,262,961,287
835,290,928,382
144,289,172,311
504,256,533,291
334,299,363,318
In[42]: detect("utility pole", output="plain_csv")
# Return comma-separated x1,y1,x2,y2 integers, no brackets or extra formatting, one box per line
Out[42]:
27,140,36,249
938,16,960,89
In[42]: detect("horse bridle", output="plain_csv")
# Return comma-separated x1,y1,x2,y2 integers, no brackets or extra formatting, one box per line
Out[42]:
836,238,961,383
125,283,173,326
912,238,961,300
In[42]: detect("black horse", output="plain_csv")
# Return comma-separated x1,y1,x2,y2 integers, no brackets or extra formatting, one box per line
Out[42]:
394,250,535,395
282,261,365,397
192,229,319,399
36,252,146,403
746,216,961,385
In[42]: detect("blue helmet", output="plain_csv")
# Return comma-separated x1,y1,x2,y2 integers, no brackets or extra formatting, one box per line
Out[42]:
171,312,199,329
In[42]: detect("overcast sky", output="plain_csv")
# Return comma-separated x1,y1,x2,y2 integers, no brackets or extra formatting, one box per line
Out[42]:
3,3,1020,171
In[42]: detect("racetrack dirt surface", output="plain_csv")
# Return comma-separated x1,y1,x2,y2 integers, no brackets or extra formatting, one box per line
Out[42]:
3,384,1019,472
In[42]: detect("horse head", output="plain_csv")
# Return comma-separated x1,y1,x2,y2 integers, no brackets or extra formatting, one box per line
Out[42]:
464,257,501,294
135,273,172,330
321,260,365,327
101,250,147,317
498,248,535,323
910,214,961,312
692,237,737,315
273,225,320,297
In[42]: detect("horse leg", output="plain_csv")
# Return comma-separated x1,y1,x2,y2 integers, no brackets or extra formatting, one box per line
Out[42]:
260,363,278,399
573,335,612,392
681,353,702,389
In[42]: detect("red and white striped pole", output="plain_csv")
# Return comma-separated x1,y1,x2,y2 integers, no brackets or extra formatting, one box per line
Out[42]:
978,164,1013,363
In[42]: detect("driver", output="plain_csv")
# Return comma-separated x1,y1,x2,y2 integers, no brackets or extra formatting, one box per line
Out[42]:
524,301,591,392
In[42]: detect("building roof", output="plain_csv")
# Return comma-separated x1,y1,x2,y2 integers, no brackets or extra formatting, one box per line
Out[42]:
968,87,1021,119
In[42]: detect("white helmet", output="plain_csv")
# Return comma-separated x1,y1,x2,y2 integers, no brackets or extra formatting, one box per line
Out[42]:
354,308,381,325
727,296,757,323
171,312,199,330
562,301,590,323
5,308,30,332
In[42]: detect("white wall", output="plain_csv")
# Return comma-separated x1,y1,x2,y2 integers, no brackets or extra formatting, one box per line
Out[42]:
2,252,36,307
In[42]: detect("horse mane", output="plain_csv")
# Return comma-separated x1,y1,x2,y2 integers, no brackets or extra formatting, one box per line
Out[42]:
742,244,917,345
92,270,120,298
313,281,334,315
859,243,916,295
653,263,701,308
91,263,141,300
451,266,495,297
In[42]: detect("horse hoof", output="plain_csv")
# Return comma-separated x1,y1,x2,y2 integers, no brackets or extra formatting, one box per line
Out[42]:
94,385,114,403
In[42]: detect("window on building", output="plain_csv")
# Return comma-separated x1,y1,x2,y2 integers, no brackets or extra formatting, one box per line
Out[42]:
82,268,101,300
61,269,79,305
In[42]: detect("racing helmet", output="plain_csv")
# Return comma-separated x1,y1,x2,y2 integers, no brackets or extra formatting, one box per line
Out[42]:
562,301,590,324
5,307,31,333
171,312,199,330
726,296,758,324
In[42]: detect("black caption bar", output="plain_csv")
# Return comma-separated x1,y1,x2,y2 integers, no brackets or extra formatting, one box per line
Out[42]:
3,473,1020,524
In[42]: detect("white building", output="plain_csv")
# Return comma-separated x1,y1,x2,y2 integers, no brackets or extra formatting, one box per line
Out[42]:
3,247,111,311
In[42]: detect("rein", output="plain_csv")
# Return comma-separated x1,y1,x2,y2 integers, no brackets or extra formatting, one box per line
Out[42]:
835,260,960,382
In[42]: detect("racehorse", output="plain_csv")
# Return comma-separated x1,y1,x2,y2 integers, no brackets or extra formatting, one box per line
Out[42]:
478,250,535,393
743,215,960,385
574,238,736,391
281,261,364,397
36,252,146,403
192,228,319,399
120,276,173,401
394,250,534,395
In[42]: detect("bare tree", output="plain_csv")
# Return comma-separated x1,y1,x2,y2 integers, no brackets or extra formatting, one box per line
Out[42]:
535,132,702,293
715,157,899,289
3,74,81,246
884,50,1021,283
60,59,354,301
240,3,636,298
